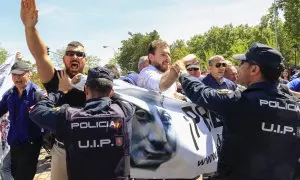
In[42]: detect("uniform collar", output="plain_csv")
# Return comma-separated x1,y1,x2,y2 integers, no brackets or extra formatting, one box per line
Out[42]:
84,97,112,112
246,81,278,91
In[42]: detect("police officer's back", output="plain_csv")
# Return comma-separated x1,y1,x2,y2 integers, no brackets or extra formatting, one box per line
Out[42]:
180,43,300,180
29,67,134,180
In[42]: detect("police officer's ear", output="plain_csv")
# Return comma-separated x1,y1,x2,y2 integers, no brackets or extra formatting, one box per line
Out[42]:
109,89,114,98
250,64,260,76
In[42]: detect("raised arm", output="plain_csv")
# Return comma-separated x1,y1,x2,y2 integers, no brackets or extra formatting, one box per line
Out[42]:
21,0,55,83
160,54,197,91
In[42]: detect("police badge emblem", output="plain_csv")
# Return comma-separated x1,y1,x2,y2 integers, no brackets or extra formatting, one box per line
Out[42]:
115,137,123,146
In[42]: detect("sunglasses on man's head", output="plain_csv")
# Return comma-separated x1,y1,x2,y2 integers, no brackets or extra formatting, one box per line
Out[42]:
65,51,85,58
215,63,227,68
188,68,200,71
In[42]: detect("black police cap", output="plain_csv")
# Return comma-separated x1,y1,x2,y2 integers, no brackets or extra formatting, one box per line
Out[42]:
86,67,114,82
233,42,284,69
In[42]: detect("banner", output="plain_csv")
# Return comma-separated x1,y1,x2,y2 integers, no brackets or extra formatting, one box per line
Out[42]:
114,80,221,179
0,54,16,100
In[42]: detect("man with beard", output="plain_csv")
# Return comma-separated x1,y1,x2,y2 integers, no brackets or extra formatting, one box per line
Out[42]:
137,40,195,98
21,0,86,179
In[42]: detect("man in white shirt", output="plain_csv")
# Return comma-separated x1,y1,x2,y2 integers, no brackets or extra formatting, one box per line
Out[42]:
137,40,196,97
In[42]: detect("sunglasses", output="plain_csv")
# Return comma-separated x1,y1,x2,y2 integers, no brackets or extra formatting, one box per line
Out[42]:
188,68,200,71
215,63,227,68
65,51,85,58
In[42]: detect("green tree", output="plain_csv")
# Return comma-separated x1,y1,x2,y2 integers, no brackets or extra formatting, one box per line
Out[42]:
117,30,160,73
278,0,300,42
170,40,190,63
0,45,8,65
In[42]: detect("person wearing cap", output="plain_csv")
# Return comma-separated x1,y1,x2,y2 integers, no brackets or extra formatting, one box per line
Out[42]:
179,42,300,180
29,67,134,180
0,61,45,180
21,1,88,179
186,63,202,78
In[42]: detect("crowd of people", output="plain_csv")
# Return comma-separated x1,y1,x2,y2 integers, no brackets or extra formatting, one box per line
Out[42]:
0,0,299,180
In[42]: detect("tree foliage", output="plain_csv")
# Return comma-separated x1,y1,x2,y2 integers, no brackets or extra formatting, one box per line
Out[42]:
117,30,160,73
170,40,190,63
0,45,8,65
278,0,300,42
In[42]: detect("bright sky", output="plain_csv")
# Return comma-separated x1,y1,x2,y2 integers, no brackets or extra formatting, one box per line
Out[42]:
0,0,274,65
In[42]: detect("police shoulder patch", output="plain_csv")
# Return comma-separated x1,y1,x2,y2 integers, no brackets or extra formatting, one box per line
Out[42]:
216,89,232,94
52,107,61,111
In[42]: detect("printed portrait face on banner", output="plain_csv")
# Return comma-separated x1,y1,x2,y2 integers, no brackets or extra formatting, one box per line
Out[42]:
130,105,177,169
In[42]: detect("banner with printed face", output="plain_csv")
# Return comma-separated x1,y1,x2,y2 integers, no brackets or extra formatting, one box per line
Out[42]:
0,54,16,100
114,80,222,179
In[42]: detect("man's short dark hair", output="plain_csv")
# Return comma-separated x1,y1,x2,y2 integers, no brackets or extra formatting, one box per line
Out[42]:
67,41,84,48
86,78,113,96
148,40,169,55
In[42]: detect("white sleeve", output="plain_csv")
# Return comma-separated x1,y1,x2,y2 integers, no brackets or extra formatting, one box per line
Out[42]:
137,69,161,92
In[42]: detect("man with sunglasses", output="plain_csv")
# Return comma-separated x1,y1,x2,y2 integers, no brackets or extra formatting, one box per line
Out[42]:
202,55,236,91
180,43,300,180
21,1,87,179
186,63,202,78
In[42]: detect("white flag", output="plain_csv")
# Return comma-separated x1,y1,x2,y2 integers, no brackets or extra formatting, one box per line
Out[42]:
0,54,16,100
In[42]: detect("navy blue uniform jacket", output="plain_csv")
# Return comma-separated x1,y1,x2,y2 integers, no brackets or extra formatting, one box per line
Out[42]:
181,74,300,180
29,91,134,180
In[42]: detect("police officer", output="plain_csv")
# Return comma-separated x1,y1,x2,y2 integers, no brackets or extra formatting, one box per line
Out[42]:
179,43,300,180
29,67,134,180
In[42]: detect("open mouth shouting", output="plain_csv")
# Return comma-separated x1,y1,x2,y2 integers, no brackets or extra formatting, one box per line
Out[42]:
70,61,80,71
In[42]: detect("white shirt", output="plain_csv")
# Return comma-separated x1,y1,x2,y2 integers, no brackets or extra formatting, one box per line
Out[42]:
137,65,177,96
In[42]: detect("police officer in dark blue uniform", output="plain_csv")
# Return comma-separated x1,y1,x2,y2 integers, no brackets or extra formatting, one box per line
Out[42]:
29,67,134,180
180,43,300,180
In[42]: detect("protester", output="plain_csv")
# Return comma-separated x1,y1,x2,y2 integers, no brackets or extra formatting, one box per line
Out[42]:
202,55,236,90
21,0,88,179
121,56,149,85
137,40,196,98
279,69,290,84
186,62,202,78
0,61,44,180
180,43,300,180
30,67,134,180
224,60,238,83
281,69,290,81
138,56,150,73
